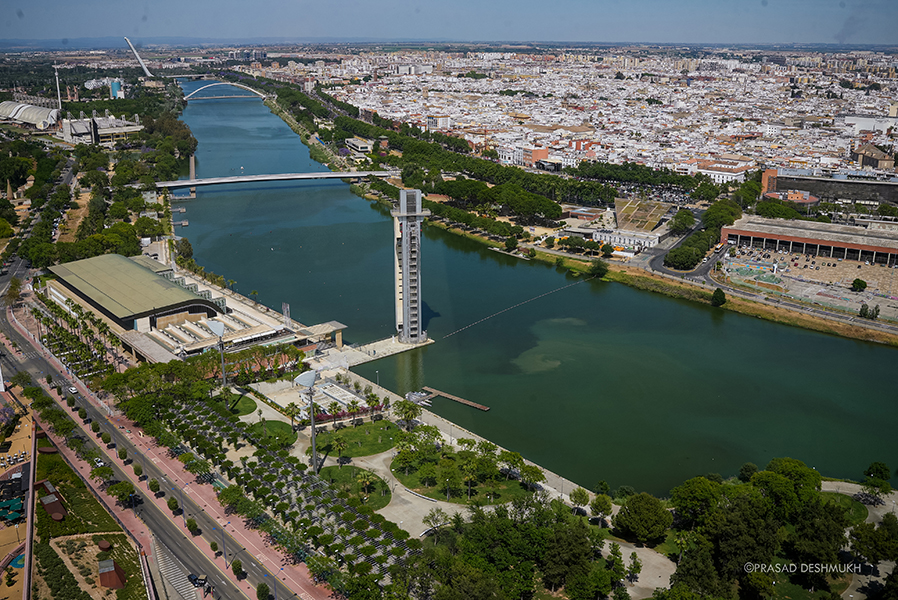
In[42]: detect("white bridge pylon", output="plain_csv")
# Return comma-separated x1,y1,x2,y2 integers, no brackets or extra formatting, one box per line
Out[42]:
183,82,267,100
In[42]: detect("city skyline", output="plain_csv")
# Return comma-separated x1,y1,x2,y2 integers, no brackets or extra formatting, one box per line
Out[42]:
4,0,898,47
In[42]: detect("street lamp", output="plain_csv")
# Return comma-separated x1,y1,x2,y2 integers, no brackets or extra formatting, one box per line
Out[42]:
207,321,228,388
375,370,379,386
446,478,449,502
294,371,319,474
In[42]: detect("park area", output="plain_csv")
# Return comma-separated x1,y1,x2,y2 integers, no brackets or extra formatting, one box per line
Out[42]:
315,420,400,458
319,465,391,511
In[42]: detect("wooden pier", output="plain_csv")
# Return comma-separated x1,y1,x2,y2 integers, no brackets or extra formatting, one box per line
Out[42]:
421,386,490,411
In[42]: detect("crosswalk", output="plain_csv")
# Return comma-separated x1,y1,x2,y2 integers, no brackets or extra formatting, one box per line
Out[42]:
154,539,198,600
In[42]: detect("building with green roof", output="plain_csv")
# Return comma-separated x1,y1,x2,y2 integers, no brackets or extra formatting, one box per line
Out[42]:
48,254,221,332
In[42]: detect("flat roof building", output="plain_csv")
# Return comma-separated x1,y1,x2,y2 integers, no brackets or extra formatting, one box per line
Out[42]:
48,254,222,332
722,216,898,265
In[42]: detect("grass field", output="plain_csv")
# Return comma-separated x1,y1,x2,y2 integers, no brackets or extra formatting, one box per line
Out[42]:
392,458,534,506
315,420,399,457
247,419,297,448
820,491,869,525
319,465,391,511
229,395,257,416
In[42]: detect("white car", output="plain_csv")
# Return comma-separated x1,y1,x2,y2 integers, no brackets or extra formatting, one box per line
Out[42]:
68,386,78,395
94,458,105,468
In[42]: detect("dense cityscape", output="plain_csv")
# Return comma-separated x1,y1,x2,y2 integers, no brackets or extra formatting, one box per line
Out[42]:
0,13,897,600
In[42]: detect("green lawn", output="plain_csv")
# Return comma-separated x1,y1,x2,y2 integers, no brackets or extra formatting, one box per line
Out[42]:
316,420,399,457
247,419,297,448
392,458,535,506
319,465,392,511
654,529,680,560
820,491,868,525
229,394,257,416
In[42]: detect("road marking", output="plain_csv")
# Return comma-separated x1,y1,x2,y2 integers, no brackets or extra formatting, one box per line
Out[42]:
151,457,159,463
255,553,266,562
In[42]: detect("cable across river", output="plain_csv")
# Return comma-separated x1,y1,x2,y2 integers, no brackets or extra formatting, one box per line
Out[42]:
441,275,596,339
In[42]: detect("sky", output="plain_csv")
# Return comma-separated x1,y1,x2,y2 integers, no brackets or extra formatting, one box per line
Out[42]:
4,0,898,46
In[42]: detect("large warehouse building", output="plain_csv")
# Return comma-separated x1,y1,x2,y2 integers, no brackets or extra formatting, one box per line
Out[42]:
721,216,898,266
45,254,345,364
49,254,223,332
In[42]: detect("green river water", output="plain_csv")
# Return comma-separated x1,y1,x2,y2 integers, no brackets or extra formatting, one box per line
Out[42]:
175,81,897,496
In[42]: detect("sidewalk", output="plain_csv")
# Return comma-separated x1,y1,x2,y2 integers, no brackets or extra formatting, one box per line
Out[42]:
6,306,332,600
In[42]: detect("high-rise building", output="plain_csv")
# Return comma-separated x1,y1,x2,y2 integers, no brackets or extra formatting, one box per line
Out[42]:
391,189,430,344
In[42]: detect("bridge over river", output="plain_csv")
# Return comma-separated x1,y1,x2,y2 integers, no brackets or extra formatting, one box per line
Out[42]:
156,171,394,189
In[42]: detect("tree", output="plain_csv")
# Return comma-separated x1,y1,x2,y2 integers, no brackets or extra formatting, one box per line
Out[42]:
591,494,613,522
90,466,114,483
499,450,524,480
210,540,219,554
101,432,111,444
669,209,696,235
504,237,518,251
284,402,301,429
106,481,135,505
738,462,758,482
670,477,721,529
177,237,193,259
570,487,590,513
133,463,143,478
422,507,448,544
332,435,348,467
627,551,643,583
520,464,545,489
612,492,673,544
256,582,270,600
393,399,422,431
186,518,198,534
118,448,127,461
3,276,22,307
232,559,243,578
9,371,31,389
588,258,609,278
601,243,615,257
852,278,867,292
167,496,179,512
711,288,726,307
148,479,160,494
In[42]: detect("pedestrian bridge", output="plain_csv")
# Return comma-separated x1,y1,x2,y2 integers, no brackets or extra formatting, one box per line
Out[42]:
155,171,394,189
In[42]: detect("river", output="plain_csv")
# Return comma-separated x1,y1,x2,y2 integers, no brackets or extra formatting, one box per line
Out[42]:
175,80,897,496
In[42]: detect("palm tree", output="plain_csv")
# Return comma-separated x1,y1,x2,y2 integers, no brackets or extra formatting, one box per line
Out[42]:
347,399,361,420
356,470,375,496
364,394,379,420
284,402,301,430
328,402,341,424
332,436,348,468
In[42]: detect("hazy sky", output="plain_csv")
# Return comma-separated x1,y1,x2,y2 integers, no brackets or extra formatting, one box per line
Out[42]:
5,0,897,45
